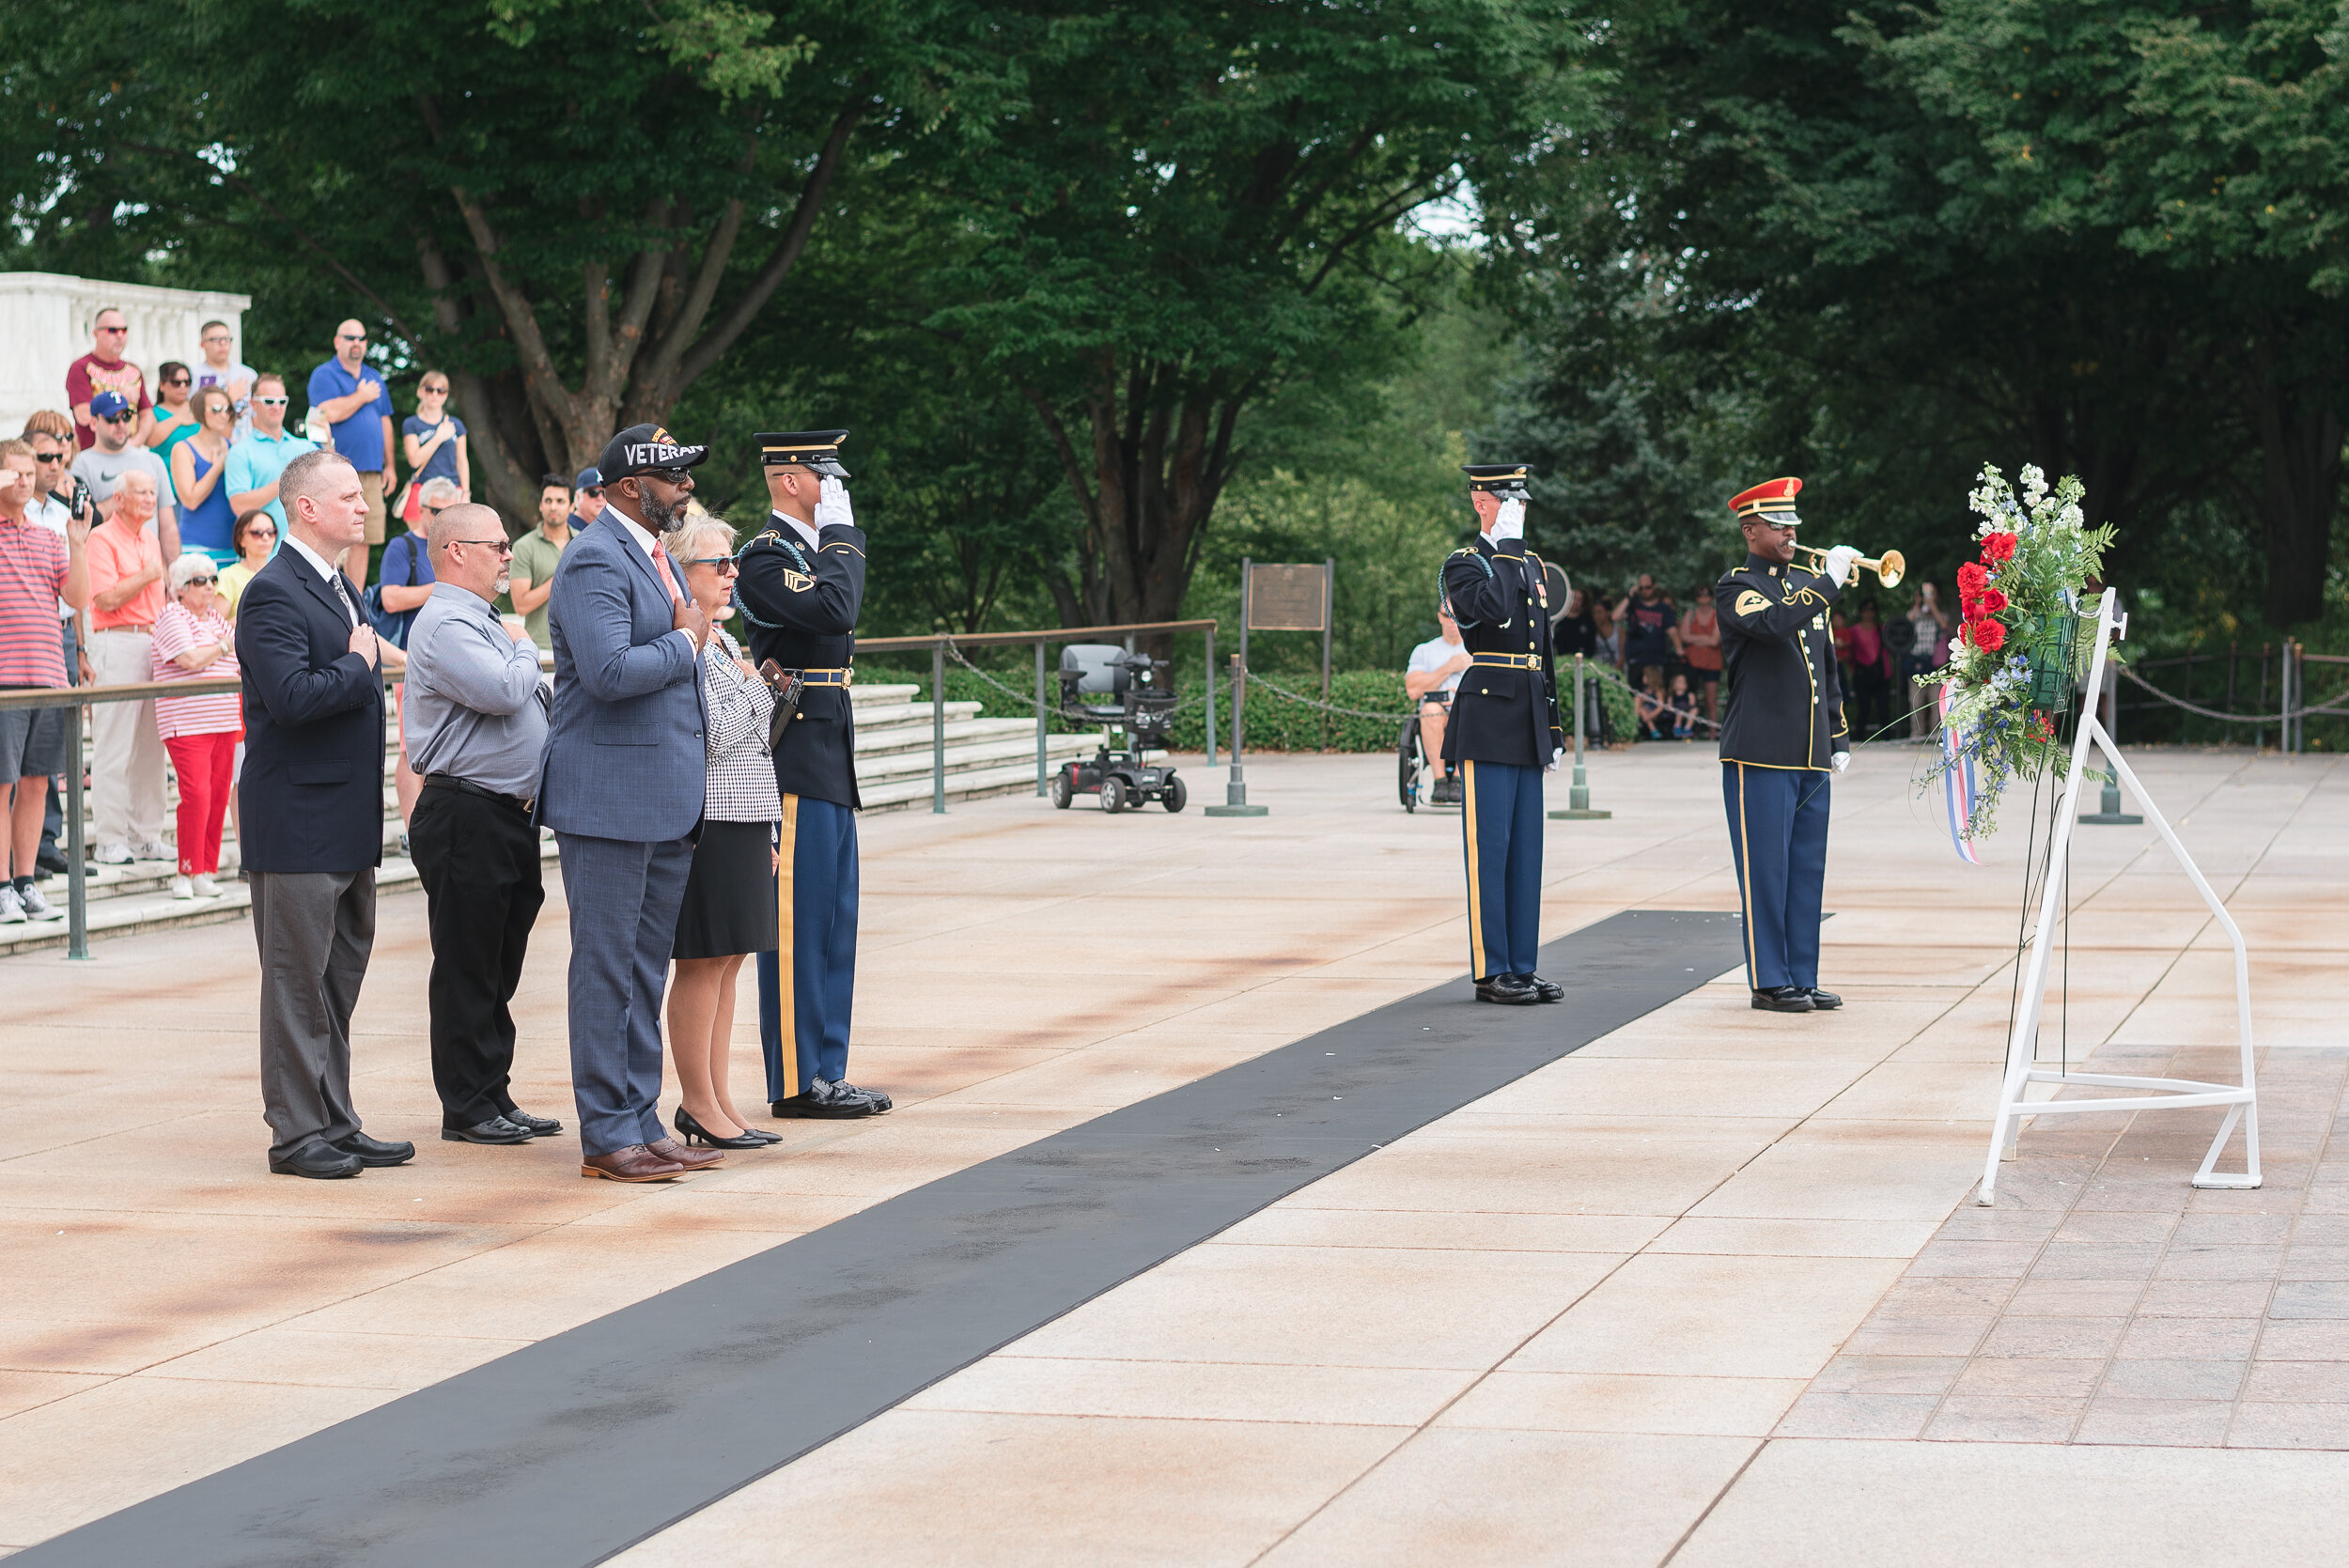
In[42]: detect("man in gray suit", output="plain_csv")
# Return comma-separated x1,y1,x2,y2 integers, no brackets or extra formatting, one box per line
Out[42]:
538,425,725,1182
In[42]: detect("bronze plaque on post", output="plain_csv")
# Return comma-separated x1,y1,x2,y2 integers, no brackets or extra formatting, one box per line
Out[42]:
1246,564,1328,631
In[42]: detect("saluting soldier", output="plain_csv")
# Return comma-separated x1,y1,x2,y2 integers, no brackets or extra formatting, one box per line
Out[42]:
1441,463,1567,1006
737,430,892,1118
1716,477,1859,1014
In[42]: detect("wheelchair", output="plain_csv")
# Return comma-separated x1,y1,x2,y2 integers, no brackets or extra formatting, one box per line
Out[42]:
1049,644,1188,814
1397,692,1460,813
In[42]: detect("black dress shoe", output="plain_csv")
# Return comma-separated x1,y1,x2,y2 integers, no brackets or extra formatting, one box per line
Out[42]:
271,1142,364,1179
500,1107,563,1137
772,1079,886,1119
333,1131,417,1166
1475,973,1540,1005
1750,986,1814,1013
442,1116,533,1145
675,1107,768,1150
36,848,69,877
1519,973,1564,1002
843,1082,893,1113
1807,988,1843,1010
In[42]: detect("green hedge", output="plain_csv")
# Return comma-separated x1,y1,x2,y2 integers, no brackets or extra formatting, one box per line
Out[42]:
859,661,1645,754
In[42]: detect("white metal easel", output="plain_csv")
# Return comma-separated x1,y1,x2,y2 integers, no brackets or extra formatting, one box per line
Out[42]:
1976,588,2260,1205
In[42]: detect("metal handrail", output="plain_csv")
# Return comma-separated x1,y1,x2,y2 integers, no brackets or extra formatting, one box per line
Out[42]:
854,619,1219,815
16,620,1219,955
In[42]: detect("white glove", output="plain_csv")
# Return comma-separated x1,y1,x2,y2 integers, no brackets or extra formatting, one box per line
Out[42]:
1831,750,1851,775
1490,497,1525,540
1822,545,1860,586
1547,746,1564,774
815,475,855,531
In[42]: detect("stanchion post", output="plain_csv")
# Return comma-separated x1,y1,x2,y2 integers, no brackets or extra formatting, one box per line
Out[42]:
66,697,88,960
931,642,947,815
1205,650,1267,815
1203,626,1217,768
1550,653,1611,820
2081,647,2142,825
1034,640,1048,797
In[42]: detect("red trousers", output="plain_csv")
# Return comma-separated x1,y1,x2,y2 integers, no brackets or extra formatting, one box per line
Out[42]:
164,731,236,875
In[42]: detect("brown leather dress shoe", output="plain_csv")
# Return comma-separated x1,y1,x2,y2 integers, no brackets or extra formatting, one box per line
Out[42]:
646,1135,725,1171
580,1143,689,1182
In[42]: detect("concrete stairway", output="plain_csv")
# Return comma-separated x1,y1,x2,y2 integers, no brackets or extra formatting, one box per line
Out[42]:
0,678,1097,956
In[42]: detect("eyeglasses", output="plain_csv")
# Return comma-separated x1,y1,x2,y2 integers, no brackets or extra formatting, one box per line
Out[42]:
686,557,739,573
448,538,514,555
257,396,288,406
202,334,232,345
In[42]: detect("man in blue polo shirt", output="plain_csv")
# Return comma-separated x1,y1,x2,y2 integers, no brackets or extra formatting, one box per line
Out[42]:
306,319,397,548
226,373,318,532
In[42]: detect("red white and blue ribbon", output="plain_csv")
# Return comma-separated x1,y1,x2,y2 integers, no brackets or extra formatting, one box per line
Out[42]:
1937,683,1983,864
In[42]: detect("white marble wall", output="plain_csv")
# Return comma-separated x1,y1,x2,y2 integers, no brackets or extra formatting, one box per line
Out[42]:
0,272,252,438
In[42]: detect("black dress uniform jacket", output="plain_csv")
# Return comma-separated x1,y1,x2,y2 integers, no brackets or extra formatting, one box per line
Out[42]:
737,513,867,809
1439,535,1566,768
1715,553,1850,771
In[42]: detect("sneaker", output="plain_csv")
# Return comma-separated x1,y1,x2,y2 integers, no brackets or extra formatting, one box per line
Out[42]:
94,843,132,866
190,874,221,898
171,876,194,900
134,841,175,862
16,881,56,920
0,886,22,924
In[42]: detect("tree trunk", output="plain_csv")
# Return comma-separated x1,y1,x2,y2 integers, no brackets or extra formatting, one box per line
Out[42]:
2247,337,2343,629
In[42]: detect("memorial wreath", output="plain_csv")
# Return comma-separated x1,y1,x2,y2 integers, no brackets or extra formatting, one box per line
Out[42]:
1923,463,2116,848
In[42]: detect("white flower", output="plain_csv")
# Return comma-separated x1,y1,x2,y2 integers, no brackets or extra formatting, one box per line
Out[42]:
2059,503,2082,529
2020,464,2048,498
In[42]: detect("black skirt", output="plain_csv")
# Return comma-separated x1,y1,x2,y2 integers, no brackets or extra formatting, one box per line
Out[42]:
672,818,778,960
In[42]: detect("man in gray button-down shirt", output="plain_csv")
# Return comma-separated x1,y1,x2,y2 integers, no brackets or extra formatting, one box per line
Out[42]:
402,503,565,1146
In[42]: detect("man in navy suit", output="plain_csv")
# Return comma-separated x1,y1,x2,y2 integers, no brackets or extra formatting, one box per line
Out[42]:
236,450,415,1179
538,425,724,1182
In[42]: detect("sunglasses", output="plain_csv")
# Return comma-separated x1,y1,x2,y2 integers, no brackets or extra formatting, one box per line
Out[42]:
257,396,288,406
163,378,191,388
582,487,603,498
638,468,694,488
425,505,446,518
241,528,277,543
33,453,65,463
687,556,739,573
102,412,137,425
336,332,367,343
182,575,218,586
96,325,128,335
448,538,514,555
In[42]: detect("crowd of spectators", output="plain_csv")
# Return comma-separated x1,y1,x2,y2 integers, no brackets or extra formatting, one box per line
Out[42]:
1548,567,1960,749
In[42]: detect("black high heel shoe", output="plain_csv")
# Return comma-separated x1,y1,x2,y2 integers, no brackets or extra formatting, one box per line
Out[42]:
674,1107,767,1150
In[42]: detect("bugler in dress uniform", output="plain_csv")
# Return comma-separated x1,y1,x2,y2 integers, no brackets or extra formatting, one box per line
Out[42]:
1441,463,1568,1006
1715,477,1859,1014
737,430,892,1118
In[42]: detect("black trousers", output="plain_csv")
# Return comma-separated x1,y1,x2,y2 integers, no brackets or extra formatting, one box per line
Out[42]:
411,781,545,1127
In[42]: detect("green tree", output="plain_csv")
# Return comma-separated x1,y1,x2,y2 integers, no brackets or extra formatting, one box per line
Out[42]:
914,1,1592,634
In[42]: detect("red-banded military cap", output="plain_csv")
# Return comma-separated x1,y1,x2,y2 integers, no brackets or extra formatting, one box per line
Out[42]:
1728,476,1802,522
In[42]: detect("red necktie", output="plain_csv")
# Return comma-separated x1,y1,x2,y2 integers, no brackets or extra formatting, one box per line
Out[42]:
649,542,683,606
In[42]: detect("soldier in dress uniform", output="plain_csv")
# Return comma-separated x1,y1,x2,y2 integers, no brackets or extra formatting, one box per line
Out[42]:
737,430,892,1118
1441,463,1567,1005
1715,476,1860,1014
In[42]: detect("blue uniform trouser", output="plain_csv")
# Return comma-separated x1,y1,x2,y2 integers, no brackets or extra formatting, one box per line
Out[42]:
1461,759,1544,981
759,795,859,1100
1723,762,1831,991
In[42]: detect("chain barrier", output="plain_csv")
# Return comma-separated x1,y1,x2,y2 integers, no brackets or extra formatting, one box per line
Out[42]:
2119,664,2349,723
1581,660,1724,734
1241,670,1417,722
941,639,1208,715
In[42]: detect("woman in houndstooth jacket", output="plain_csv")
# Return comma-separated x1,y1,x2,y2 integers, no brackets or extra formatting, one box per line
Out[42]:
662,515,785,1152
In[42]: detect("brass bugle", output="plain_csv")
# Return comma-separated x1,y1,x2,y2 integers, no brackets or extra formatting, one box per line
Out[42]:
1795,544,1906,589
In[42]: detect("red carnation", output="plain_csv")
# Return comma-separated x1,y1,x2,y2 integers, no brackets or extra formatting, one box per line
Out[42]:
1957,561,1988,594
1978,587,2009,613
1982,532,2018,563
1968,617,2007,652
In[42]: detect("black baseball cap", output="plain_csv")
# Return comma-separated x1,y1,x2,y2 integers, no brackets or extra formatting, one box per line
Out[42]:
598,425,709,482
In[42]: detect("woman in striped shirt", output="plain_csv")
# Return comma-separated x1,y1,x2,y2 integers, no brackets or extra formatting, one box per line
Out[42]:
150,553,241,898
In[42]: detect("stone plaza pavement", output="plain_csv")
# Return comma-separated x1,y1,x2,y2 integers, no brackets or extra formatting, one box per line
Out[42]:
0,742,2341,1562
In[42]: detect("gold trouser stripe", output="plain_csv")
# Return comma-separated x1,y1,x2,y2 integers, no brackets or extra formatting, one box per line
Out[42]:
778,794,800,1100
1735,763,1759,989
1463,759,1487,981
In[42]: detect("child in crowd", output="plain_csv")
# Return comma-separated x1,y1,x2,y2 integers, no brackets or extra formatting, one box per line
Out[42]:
1665,672,1698,740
